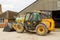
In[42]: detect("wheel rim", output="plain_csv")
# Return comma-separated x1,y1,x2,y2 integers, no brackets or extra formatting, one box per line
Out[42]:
17,25,22,31
12,24,17,30
37,26,44,33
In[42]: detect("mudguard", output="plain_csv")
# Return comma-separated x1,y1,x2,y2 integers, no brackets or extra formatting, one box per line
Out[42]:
41,18,55,31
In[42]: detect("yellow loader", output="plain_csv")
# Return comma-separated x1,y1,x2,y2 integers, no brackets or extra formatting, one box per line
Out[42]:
3,11,55,36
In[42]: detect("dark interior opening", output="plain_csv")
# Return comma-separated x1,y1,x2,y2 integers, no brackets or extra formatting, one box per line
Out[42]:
52,10,60,28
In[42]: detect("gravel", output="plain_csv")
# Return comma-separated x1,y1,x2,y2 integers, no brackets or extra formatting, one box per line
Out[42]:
0,28,60,40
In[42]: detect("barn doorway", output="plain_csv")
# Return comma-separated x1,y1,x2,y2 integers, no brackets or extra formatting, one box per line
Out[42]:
52,10,60,28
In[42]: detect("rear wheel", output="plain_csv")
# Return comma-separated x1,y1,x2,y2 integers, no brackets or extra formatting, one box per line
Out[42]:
36,24,48,36
16,24,24,33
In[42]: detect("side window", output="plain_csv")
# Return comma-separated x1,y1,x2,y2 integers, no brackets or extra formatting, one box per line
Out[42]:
30,14,33,20
30,12,40,21
38,14,41,21
33,13,38,21
25,13,30,21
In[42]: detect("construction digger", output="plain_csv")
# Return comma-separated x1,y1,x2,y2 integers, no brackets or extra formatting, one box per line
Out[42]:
3,11,55,36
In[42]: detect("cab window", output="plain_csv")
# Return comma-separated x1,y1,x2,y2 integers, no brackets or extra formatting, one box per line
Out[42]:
25,13,30,21
30,12,41,21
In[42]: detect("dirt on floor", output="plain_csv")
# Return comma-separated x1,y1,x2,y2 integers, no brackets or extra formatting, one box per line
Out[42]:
0,28,60,40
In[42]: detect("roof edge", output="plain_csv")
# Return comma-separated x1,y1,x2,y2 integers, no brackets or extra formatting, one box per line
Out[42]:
17,0,37,15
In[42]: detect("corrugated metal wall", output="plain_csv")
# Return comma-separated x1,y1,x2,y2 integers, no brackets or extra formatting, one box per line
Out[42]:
18,0,58,15
0,4,2,14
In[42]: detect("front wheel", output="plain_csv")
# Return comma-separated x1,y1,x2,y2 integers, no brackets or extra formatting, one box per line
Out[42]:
16,24,24,33
36,23,48,36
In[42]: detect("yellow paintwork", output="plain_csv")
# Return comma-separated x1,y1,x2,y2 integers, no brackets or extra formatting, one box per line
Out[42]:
41,18,55,31
17,18,55,31
38,26,44,33
12,23,17,30
16,17,24,23
14,11,55,31
27,22,31,25
12,23,22,31
16,24,22,31
16,17,55,31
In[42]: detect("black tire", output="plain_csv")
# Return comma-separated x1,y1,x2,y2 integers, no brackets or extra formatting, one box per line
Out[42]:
3,23,13,32
47,30,51,34
36,23,48,36
16,23,24,33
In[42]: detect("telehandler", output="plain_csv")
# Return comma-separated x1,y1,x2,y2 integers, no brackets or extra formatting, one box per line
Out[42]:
3,11,55,36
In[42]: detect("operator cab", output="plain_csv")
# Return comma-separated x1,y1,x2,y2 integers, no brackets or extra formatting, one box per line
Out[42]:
24,12,42,30
25,12,42,22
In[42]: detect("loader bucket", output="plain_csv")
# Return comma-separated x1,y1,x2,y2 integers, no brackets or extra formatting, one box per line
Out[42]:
3,23,14,32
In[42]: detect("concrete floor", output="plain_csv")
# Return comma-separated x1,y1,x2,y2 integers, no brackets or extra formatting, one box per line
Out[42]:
0,28,60,40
